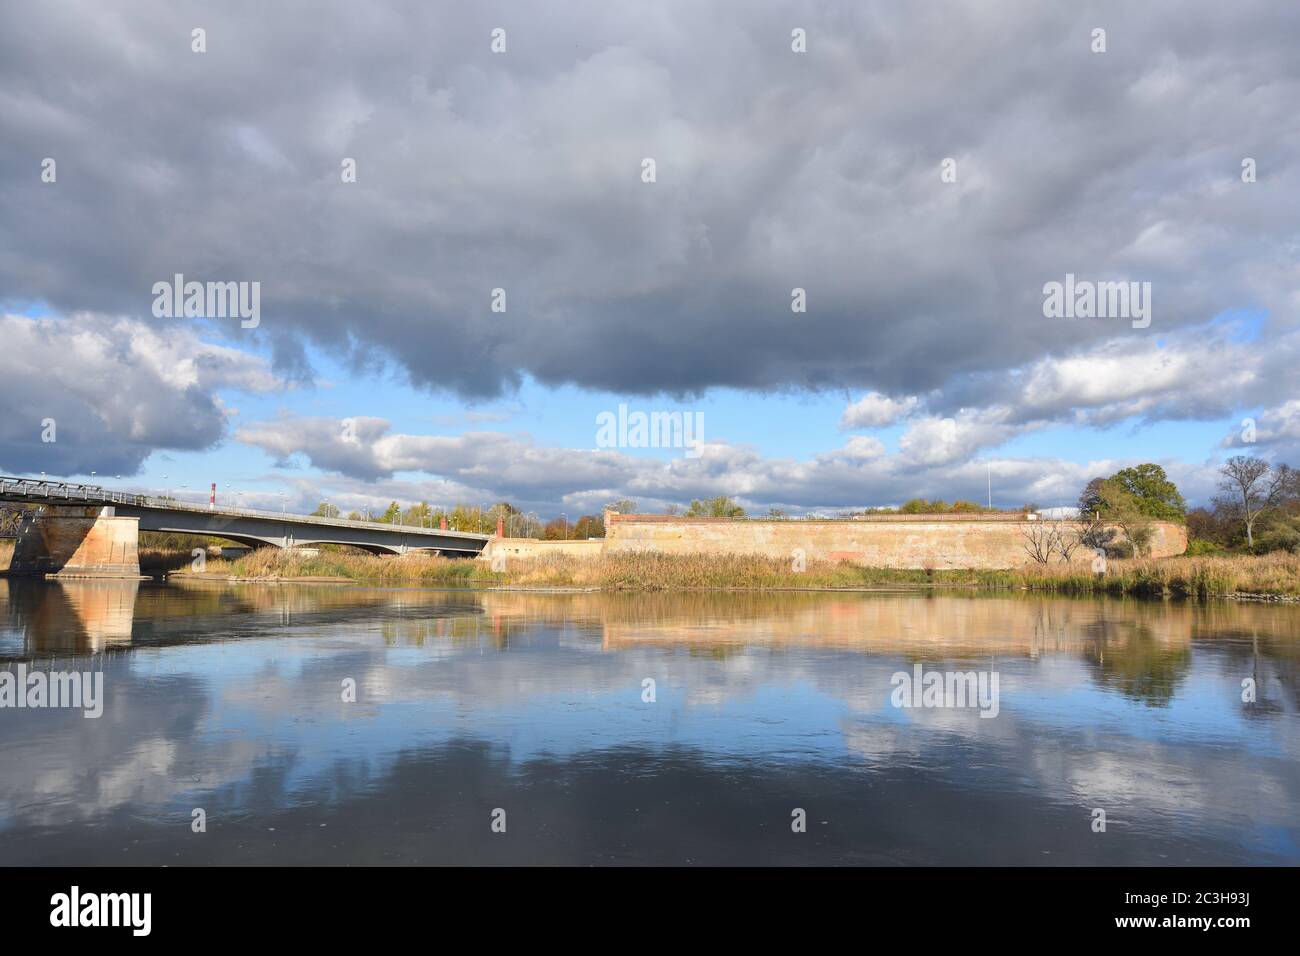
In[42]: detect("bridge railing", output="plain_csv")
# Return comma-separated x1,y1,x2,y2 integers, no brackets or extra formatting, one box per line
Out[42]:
0,476,489,539
0,476,144,506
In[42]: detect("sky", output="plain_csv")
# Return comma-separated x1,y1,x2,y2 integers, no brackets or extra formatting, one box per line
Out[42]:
1,0,1297,519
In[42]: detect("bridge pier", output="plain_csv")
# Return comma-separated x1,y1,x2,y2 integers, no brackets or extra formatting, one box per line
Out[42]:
6,505,141,578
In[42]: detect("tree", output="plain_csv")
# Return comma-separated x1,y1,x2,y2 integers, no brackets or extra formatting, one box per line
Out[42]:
1077,477,1106,518
1053,521,1086,561
1214,456,1296,549
1109,464,1186,520
1019,519,1061,564
1020,517,1086,564
685,496,746,518
377,501,401,524
401,501,436,527
311,502,341,519
1185,506,1233,551
1078,507,1116,554
1095,479,1153,557
572,514,604,538
604,498,637,515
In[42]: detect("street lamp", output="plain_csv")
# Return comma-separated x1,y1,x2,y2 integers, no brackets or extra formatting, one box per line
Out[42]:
560,512,567,540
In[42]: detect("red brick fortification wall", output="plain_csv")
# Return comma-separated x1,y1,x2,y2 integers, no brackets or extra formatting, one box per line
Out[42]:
603,513,1187,570
7,506,141,578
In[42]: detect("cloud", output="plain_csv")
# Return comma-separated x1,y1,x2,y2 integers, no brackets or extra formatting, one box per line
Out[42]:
235,412,1153,515
1223,399,1300,462
3,0,1299,401
840,392,920,429
852,316,1300,465
0,312,281,475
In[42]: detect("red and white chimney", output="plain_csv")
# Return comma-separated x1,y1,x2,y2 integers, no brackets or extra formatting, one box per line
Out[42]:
209,483,216,510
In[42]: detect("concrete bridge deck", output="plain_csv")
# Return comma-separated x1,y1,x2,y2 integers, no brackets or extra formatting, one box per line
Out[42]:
1,475,491,576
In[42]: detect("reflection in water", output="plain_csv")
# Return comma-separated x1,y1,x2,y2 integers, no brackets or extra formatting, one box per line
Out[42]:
2,579,139,655
0,579,1297,864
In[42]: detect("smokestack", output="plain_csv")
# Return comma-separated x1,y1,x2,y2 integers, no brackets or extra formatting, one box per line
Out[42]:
440,515,448,530
496,516,505,538
210,483,216,511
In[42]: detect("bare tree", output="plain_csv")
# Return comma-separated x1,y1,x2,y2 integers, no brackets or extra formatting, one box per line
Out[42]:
1052,521,1087,562
1077,508,1115,554
1215,457,1296,548
1020,518,1062,564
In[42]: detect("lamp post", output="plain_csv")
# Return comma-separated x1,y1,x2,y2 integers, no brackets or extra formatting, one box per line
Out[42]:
561,512,568,540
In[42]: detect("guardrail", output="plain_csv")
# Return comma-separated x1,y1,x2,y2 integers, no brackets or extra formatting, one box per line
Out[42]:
0,475,142,506
0,476,489,539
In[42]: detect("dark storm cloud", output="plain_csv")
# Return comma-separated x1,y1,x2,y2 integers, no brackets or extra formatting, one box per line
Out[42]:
4,0,1298,400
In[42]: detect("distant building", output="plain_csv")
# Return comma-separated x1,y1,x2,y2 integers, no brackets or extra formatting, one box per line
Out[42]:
1036,506,1081,520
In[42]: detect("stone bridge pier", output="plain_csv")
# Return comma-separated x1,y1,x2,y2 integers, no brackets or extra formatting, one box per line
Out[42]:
7,505,142,578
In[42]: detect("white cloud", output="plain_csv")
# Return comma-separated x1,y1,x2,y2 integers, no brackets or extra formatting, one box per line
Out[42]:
840,392,920,430
0,313,282,475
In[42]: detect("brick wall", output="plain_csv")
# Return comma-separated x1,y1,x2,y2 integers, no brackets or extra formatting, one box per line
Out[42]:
603,513,1187,570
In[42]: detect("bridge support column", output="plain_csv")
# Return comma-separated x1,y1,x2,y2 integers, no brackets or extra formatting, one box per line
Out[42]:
7,505,141,578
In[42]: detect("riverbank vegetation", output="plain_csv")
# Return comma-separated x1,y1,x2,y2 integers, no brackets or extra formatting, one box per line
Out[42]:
163,548,1300,600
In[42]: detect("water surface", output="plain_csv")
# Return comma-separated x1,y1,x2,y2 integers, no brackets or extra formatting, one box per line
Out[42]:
1,579,1297,865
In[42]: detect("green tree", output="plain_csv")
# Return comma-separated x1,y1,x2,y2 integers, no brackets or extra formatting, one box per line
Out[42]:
1096,479,1153,557
377,501,401,524
685,496,746,518
401,501,435,527
1108,464,1186,520
311,502,341,518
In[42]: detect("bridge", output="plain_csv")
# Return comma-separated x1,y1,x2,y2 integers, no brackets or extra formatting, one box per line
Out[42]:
0,476,492,577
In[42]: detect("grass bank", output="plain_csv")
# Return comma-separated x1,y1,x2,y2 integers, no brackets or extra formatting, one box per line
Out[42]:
1012,553,1300,599
163,547,1300,600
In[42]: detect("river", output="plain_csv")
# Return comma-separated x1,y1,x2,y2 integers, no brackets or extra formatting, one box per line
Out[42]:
1,578,1297,865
